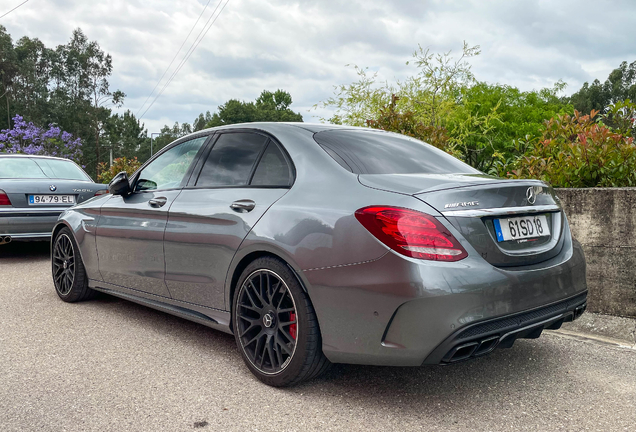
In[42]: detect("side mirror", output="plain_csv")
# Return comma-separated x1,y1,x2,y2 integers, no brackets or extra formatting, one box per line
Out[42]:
108,171,131,196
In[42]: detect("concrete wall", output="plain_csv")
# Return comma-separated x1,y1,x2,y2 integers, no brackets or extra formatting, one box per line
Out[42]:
556,188,636,318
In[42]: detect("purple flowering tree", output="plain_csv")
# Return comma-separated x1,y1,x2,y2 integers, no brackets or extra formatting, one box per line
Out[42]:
0,115,83,162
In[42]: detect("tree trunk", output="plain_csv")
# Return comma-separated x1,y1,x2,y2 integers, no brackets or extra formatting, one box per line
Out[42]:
95,123,100,177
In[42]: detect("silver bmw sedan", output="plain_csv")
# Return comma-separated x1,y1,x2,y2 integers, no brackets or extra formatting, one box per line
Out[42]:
0,154,107,244
50,123,587,386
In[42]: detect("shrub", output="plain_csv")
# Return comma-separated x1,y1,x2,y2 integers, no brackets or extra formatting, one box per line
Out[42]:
366,94,454,153
97,157,142,184
504,110,636,187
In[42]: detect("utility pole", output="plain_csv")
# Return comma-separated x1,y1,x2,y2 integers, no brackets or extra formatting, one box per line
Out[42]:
150,133,161,157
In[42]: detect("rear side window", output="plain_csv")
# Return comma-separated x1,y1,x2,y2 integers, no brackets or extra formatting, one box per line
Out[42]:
196,133,268,187
251,142,292,186
313,130,480,175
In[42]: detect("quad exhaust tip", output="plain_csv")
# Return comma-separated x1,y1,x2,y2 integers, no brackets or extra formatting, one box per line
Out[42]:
443,335,501,363
0,235,12,245
442,302,588,364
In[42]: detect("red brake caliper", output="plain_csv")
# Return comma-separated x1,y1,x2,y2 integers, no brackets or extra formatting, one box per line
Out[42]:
289,312,297,340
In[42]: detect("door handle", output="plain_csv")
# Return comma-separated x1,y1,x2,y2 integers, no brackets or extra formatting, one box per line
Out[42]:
230,199,256,213
148,197,168,208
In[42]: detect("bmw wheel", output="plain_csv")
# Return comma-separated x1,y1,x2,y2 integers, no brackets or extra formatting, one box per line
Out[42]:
52,227,95,302
233,257,330,387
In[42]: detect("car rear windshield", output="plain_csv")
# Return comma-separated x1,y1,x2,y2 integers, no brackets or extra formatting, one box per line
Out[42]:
0,157,90,180
313,129,480,175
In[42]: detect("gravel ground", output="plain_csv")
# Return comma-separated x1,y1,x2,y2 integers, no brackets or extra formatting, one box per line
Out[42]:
1,242,635,432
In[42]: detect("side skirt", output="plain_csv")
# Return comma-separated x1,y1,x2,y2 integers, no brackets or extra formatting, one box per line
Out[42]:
88,279,233,335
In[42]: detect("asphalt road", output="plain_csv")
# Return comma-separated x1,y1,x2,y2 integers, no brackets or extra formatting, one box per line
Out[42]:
1,243,635,432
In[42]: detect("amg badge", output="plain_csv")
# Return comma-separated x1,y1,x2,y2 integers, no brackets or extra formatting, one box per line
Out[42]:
444,201,479,209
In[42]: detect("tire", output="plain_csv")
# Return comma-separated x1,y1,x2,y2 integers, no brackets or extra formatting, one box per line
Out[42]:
52,227,95,302
232,257,331,387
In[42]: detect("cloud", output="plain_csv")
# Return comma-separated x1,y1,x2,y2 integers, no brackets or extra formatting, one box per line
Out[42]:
2,0,636,132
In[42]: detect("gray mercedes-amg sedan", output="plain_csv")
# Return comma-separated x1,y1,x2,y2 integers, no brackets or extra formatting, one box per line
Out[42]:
50,123,587,386
0,154,107,244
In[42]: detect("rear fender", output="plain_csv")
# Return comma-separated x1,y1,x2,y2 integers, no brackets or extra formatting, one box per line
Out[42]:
224,242,310,312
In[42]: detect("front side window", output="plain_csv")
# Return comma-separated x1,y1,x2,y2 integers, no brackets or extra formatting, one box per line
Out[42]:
135,137,207,191
196,133,268,187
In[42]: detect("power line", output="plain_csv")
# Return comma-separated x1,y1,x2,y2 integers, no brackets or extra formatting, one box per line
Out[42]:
136,0,213,117
139,0,227,120
138,0,230,121
0,0,29,19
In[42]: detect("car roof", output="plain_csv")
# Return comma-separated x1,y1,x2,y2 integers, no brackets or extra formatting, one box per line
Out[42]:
0,153,73,162
198,122,367,135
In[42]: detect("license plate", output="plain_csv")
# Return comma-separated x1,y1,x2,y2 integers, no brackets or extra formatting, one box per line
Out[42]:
493,215,550,242
29,195,76,205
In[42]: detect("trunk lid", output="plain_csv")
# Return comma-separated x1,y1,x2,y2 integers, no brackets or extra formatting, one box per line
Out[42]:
358,174,564,267
0,179,106,209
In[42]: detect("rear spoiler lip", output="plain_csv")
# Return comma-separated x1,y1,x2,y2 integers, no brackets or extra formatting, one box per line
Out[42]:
441,204,561,218
358,173,547,196
413,178,547,196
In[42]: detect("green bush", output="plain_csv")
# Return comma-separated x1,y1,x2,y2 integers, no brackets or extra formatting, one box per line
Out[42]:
366,94,455,154
97,157,142,184
504,109,636,187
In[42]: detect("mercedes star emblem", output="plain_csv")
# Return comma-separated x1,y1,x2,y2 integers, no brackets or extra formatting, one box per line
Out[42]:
526,187,536,205
263,313,274,328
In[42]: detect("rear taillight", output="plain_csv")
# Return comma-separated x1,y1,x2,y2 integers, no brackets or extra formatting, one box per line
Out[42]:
0,189,12,206
94,189,109,196
355,206,468,262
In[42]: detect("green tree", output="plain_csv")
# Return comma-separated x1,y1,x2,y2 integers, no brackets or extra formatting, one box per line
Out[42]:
600,99,636,138
0,26,56,131
366,94,453,154
103,110,149,161
51,29,125,176
0,25,18,129
140,121,192,162
193,111,212,131
315,42,480,127
325,42,571,171
570,61,636,114
205,89,303,127
448,82,572,172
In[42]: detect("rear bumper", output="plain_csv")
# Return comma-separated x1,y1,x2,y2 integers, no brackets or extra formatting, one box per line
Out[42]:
0,208,67,240
304,225,587,366
423,291,587,364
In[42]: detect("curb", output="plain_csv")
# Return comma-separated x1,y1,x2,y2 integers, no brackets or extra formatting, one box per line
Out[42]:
556,311,636,347
547,329,636,351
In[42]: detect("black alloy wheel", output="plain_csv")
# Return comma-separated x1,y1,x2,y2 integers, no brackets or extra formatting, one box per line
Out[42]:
52,227,94,302
236,269,298,374
233,257,330,386
52,233,75,296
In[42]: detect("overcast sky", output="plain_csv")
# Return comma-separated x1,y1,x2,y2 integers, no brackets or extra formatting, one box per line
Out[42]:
2,0,636,133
